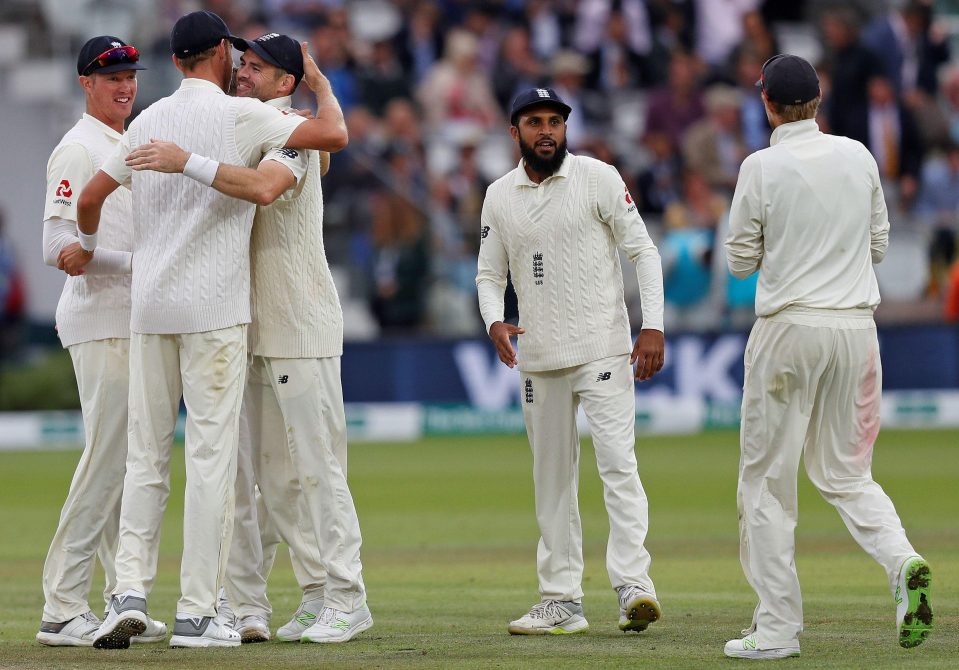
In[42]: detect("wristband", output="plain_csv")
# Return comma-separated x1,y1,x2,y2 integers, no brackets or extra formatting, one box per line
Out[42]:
78,230,97,252
183,153,219,186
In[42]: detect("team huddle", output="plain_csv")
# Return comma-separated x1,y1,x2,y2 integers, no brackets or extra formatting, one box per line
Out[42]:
38,9,933,659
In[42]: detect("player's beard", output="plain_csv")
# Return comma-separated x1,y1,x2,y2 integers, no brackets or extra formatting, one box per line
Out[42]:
519,136,568,177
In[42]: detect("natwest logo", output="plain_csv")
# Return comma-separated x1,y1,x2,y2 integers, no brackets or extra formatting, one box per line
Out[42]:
55,180,72,197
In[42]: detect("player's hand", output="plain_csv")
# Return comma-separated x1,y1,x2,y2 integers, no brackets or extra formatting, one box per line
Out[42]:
300,42,330,94
57,242,93,276
489,321,525,368
630,328,665,382
126,139,190,173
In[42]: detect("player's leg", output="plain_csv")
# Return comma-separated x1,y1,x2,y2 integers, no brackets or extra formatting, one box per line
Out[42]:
732,319,826,655
802,324,931,647
222,359,271,641
509,367,588,635
170,325,246,648
97,333,180,649
244,355,327,641
38,338,128,645
264,357,371,643
575,353,659,631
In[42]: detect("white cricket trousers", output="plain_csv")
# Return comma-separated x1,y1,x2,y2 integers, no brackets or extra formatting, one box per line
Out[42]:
114,326,246,616
226,355,365,613
42,338,127,622
738,308,917,649
521,353,655,602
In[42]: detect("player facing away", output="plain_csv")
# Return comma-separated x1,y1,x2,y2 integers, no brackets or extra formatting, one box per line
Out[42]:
476,87,666,635
121,32,369,645
37,35,166,647
63,10,347,650
724,54,933,660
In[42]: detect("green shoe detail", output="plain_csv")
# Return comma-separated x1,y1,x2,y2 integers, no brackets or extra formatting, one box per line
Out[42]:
898,558,933,649
548,625,589,635
294,611,317,628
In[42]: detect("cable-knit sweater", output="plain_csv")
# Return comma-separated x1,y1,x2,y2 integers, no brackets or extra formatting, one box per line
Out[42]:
247,96,343,359
476,153,664,372
101,78,304,334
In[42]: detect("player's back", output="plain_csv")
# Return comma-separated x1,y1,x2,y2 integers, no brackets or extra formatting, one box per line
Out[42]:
748,119,884,314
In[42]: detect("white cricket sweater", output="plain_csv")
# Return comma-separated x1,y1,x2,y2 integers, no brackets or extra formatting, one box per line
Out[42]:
249,96,343,359
476,153,664,372
102,78,304,334
726,119,889,316
44,114,132,347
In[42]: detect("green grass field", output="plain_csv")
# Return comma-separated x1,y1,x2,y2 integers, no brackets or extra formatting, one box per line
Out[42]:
0,429,955,669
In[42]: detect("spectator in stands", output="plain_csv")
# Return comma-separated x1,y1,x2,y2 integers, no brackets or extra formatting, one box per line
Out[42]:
395,1,444,86
864,0,949,97
492,25,544,111
739,10,778,64
369,146,431,333
866,74,924,208
661,170,726,332
644,50,705,149
944,259,959,322
416,29,501,139
682,85,747,193
306,23,358,110
547,50,600,149
357,39,411,116
694,0,758,68
916,141,959,296
574,0,652,91
821,6,887,147
730,47,771,152
0,209,25,359
636,130,683,215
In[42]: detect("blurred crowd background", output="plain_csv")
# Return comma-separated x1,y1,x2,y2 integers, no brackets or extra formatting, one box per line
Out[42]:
3,0,959,357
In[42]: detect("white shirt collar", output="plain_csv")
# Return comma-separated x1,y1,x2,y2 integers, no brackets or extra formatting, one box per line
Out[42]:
769,118,820,146
81,113,123,141
265,95,294,110
513,151,573,187
178,77,226,94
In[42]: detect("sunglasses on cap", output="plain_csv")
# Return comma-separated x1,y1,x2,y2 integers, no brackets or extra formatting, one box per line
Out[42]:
81,45,140,76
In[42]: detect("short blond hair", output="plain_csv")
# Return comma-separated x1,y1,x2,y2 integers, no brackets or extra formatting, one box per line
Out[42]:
175,43,219,71
769,96,821,123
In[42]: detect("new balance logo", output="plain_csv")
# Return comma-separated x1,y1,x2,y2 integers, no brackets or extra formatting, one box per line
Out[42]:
524,378,534,404
276,147,298,160
332,618,351,631
596,372,611,381
480,225,490,239
536,88,550,98
278,375,289,384
744,637,757,650
295,611,317,627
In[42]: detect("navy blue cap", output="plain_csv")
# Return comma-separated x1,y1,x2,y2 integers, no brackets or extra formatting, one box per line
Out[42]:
77,36,146,76
509,87,572,125
756,54,820,105
171,11,243,58
234,33,304,85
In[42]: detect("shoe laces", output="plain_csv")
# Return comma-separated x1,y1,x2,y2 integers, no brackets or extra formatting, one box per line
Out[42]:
528,600,570,619
80,611,102,625
618,585,646,608
316,606,338,626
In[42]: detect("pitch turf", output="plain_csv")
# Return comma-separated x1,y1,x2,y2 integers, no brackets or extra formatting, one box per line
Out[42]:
0,429,956,669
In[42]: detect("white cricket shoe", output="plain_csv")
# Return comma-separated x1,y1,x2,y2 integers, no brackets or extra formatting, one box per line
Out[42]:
36,611,101,647
724,633,800,659
94,594,149,649
169,615,241,648
131,616,168,643
895,555,933,648
236,614,271,643
617,585,662,632
276,597,324,641
300,604,373,643
508,600,589,635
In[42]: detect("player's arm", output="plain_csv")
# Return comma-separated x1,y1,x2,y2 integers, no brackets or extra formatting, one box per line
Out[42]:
283,43,348,152
866,150,890,264
63,169,123,276
476,190,524,368
125,140,297,206
598,165,665,381
726,153,764,278
43,219,131,275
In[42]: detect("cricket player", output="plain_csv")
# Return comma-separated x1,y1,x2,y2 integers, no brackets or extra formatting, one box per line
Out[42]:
37,35,166,647
476,87,666,635
62,11,348,649
122,32,370,645
724,54,933,659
